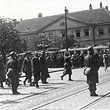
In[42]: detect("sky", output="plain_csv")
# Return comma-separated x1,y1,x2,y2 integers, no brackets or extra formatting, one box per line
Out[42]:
0,0,110,20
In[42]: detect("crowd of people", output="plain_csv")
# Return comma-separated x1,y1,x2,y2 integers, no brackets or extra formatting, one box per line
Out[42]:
0,48,109,96
46,49,110,69
0,51,50,94
46,52,85,68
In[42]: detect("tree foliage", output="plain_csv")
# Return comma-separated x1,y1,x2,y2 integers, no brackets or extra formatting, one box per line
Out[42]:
0,17,27,63
60,35,80,49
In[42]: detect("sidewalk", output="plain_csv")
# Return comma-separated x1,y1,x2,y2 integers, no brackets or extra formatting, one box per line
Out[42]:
48,68,63,73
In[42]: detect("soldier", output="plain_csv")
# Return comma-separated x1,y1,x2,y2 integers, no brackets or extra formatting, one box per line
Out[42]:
85,46,100,96
61,51,73,81
6,51,21,94
22,52,32,86
31,52,41,88
39,52,50,84
60,56,73,81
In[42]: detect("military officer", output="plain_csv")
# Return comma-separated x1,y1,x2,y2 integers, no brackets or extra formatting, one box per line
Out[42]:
85,46,100,96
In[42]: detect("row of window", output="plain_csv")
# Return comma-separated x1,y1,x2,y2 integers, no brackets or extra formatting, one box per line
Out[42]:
75,28,110,38
47,28,110,38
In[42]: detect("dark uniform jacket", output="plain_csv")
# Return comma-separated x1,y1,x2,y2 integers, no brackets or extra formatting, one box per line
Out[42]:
39,55,50,80
7,58,21,86
22,57,32,78
63,62,72,75
85,53,99,84
32,56,41,81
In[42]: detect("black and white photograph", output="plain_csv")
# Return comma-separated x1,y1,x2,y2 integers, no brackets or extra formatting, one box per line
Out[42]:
0,0,110,109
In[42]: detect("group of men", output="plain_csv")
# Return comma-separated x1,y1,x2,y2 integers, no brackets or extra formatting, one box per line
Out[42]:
6,51,50,94
0,46,105,97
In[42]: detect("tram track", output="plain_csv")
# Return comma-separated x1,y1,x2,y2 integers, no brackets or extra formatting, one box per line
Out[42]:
0,78,86,109
0,68,109,109
0,68,107,103
30,74,110,110
80,91,110,110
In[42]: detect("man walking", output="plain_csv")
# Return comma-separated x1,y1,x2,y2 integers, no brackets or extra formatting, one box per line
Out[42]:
61,51,73,81
22,52,32,86
39,52,50,84
31,52,41,88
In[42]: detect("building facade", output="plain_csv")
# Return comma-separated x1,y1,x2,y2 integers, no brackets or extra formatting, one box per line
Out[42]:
16,3,110,51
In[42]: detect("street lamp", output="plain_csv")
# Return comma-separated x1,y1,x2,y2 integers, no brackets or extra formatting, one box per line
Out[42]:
65,7,68,52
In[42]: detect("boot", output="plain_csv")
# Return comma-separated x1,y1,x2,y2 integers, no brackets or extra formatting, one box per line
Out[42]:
1,83,4,88
69,79,73,81
23,81,26,85
69,74,73,81
36,83,39,88
60,76,63,80
90,91,98,96
43,79,48,84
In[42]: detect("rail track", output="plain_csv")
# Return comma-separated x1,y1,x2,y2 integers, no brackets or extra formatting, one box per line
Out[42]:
0,68,109,110
31,73,110,110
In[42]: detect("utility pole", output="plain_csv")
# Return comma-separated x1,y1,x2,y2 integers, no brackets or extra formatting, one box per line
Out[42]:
65,7,68,52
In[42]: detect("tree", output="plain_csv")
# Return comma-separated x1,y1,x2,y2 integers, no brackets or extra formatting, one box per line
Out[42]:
0,17,27,63
68,35,80,48
59,35,80,49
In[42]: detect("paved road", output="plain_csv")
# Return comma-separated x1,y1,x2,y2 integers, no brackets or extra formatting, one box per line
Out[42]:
0,67,110,110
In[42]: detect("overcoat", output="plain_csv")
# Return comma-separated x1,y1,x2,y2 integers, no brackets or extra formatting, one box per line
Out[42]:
85,53,99,84
6,58,21,86
22,57,32,78
32,56,41,81
0,58,6,83
63,62,72,75
39,55,50,80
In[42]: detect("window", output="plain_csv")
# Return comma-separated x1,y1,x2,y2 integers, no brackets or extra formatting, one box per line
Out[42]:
84,29,89,37
76,29,80,38
60,22,65,26
108,28,110,35
48,32,53,36
48,32,53,40
99,29,104,36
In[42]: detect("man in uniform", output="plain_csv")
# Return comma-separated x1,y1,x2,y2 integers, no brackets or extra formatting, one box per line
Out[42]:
6,51,21,94
31,52,41,88
39,52,50,84
22,52,32,86
61,51,73,81
85,46,100,96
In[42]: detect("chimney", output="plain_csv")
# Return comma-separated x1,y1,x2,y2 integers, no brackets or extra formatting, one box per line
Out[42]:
38,13,42,18
105,6,108,10
100,2,103,8
89,4,92,10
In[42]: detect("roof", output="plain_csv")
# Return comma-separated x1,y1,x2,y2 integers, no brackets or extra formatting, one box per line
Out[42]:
69,8,110,24
16,14,61,33
16,8,110,33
